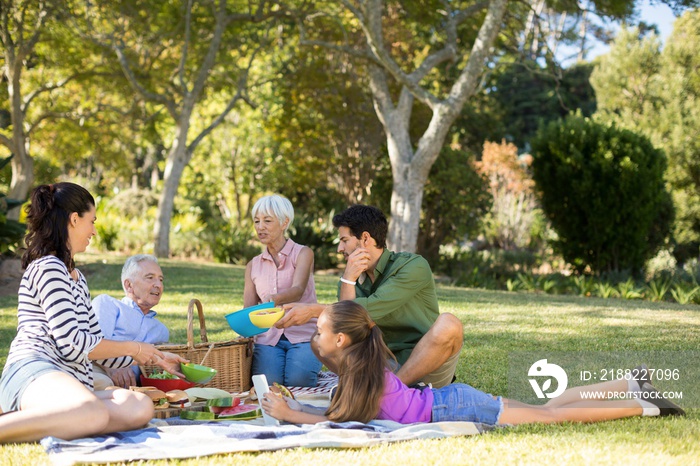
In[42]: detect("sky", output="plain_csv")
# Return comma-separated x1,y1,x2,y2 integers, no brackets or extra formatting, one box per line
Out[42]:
587,0,679,60
638,0,677,39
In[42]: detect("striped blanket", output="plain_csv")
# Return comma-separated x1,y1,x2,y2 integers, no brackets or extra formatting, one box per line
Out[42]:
43,420,492,465
42,373,493,464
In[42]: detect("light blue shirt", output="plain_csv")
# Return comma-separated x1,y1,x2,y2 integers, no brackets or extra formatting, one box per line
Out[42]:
92,295,169,345
92,295,169,378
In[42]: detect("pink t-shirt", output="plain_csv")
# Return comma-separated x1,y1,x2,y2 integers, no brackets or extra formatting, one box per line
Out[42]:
249,239,317,345
377,370,433,424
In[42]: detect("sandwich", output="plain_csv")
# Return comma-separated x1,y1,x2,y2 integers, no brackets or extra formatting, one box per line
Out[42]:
249,382,295,400
130,386,170,409
166,389,192,408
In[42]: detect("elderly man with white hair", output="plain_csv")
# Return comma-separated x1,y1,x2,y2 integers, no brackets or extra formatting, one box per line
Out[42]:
92,254,170,389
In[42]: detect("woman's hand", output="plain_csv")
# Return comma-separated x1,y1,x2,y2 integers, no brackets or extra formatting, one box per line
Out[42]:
130,341,164,366
154,351,188,379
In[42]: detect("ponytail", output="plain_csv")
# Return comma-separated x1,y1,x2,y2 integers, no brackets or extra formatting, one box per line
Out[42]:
22,182,95,270
324,301,395,423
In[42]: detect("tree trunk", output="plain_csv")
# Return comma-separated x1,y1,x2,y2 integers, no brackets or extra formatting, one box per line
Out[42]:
386,104,454,252
6,62,33,220
8,150,33,218
358,0,508,253
153,122,191,257
388,161,428,253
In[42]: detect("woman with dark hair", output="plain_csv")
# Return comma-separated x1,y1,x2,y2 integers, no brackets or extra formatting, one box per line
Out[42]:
0,182,187,443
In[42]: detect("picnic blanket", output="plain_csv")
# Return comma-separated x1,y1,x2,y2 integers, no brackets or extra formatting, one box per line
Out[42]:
43,420,492,465
42,373,493,464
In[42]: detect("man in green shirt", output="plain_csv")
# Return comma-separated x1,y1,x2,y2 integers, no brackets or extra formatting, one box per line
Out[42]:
276,205,463,388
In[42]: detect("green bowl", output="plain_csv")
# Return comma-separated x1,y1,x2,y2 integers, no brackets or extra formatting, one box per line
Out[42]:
180,363,217,384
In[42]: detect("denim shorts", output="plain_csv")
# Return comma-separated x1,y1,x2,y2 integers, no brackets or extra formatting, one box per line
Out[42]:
430,383,503,426
0,359,62,412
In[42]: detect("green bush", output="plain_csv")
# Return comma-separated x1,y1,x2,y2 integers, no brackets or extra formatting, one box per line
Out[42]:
290,212,340,271
417,148,491,264
0,155,26,255
437,246,543,289
93,190,213,258
210,220,260,265
531,114,673,274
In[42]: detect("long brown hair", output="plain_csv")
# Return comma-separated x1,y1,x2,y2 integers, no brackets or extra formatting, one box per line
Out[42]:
22,182,95,270
325,301,395,423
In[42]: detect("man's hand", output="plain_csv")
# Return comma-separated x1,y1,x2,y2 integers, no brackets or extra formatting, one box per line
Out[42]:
344,247,371,282
105,366,137,388
275,302,323,329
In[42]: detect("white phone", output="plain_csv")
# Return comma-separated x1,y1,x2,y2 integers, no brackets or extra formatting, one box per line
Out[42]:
252,374,280,426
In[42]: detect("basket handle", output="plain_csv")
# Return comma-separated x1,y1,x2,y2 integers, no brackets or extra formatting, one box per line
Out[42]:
186,298,209,349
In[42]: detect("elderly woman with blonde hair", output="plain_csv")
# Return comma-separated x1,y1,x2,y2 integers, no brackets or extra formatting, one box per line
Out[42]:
243,194,322,387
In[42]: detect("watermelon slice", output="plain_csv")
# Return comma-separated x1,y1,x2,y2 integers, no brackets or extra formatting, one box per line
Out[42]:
207,397,241,414
205,396,234,407
180,409,216,421
214,403,262,420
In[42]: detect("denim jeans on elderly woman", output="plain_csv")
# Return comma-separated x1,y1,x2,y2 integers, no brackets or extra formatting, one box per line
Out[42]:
251,335,322,387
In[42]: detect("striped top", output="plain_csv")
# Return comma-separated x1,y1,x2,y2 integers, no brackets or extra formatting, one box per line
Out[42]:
5,255,132,390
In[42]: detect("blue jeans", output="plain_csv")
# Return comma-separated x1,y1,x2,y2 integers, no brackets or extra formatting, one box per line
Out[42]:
252,336,322,387
431,383,503,425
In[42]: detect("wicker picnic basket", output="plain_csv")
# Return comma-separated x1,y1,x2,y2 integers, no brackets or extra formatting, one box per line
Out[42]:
141,298,253,392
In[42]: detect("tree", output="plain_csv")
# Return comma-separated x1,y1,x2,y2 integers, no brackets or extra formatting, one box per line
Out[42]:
0,0,83,218
333,0,508,252
488,60,596,150
531,114,673,274
656,10,700,247
267,43,389,208
591,11,700,253
81,0,284,257
296,0,681,253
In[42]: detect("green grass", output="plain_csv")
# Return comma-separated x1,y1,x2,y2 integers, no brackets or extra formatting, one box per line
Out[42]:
1,253,699,465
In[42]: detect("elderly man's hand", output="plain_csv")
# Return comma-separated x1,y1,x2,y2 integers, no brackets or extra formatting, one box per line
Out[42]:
275,303,322,328
106,366,137,389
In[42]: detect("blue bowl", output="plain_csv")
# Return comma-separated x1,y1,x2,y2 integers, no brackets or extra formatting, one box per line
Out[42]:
225,302,276,337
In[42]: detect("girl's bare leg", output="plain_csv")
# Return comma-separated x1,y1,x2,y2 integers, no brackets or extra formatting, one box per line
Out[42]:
544,379,628,407
498,398,642,425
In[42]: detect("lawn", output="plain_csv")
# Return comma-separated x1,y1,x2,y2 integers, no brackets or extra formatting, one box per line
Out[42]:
1,253,698,465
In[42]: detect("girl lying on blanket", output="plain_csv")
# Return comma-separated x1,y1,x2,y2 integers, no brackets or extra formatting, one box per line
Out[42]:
261,300,684,425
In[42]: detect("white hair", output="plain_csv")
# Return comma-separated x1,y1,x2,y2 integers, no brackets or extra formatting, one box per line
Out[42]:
121,254,159,293
251,194,294,232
